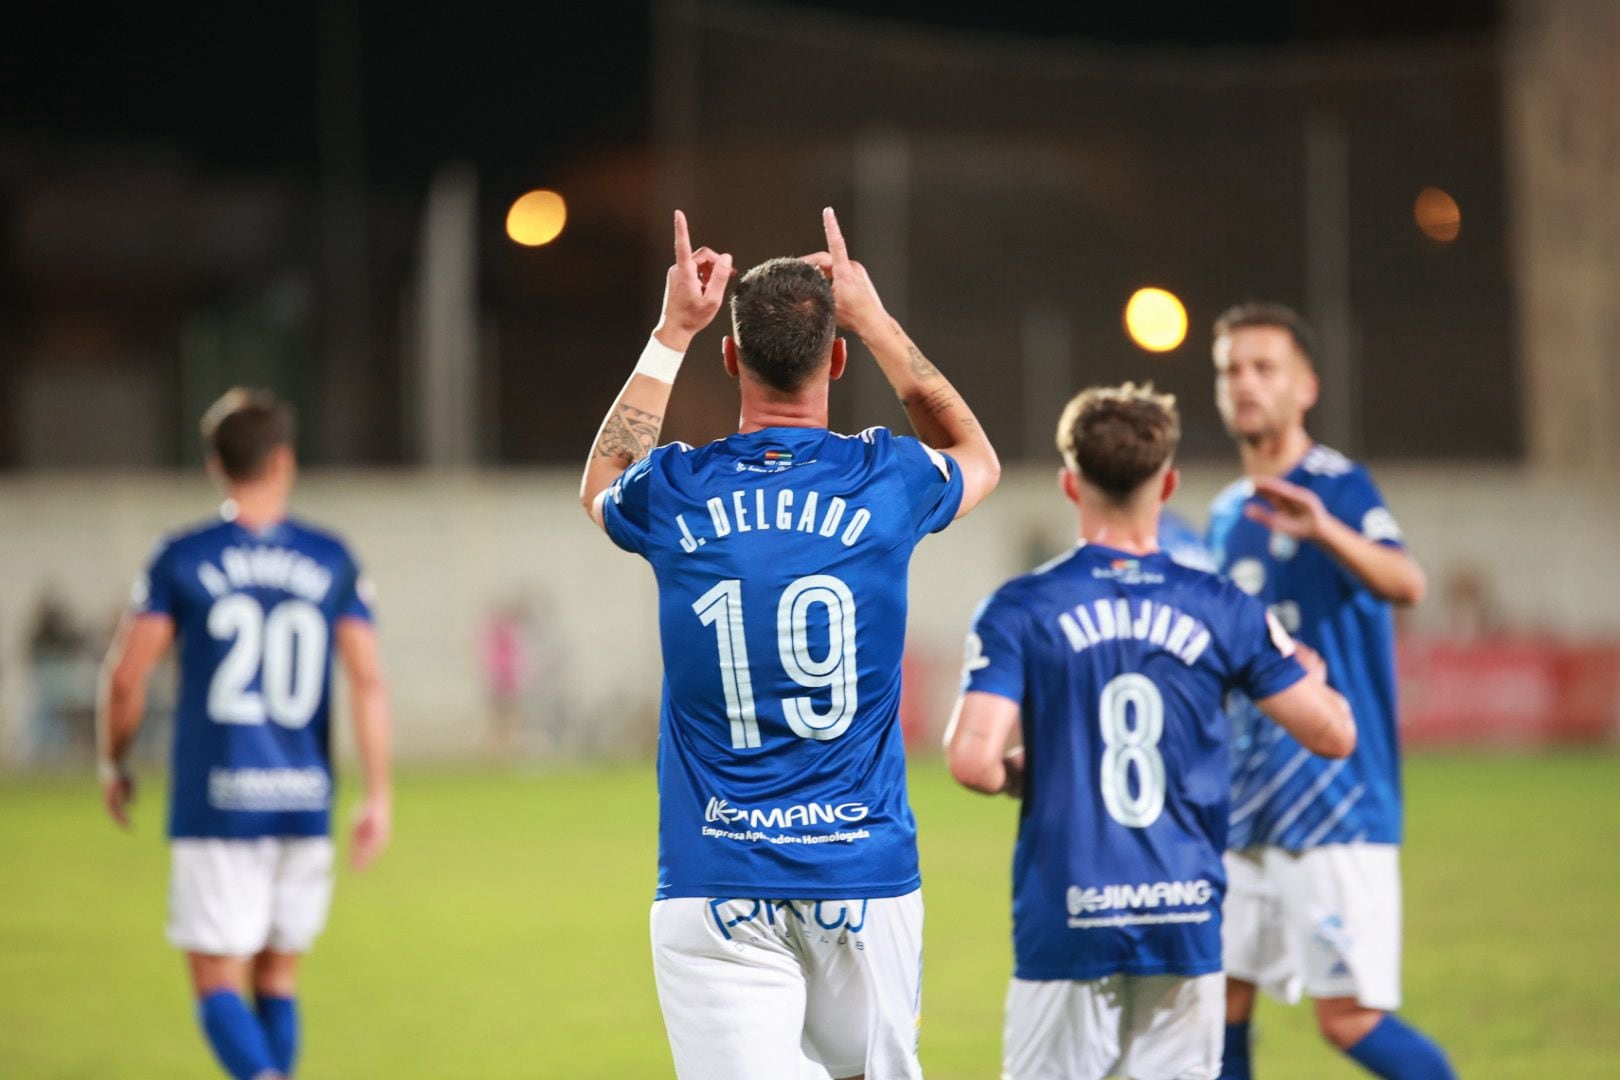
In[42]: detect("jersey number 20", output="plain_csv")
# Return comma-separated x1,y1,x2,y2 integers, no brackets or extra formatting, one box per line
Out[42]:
1099,673,1166,828
207,596,328,729
692,576,857,749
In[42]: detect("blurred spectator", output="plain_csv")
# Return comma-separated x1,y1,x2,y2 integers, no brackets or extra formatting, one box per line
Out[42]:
1441,564,1499,642
27,589,96,762
481,601,532,758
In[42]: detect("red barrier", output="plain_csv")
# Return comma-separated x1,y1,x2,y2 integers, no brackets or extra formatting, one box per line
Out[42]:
1398,637,1620,746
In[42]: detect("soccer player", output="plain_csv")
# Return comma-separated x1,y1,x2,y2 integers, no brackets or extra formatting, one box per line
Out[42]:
579,207,1000,1079
946,383,1355,1080
1207,303,1455,1080
98,389,392,1080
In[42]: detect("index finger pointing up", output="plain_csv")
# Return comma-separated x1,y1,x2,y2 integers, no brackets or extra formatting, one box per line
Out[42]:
822,207,849,264
673,209,692,266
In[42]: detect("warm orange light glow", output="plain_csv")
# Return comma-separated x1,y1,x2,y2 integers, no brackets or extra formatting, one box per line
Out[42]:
1124,287,1188,353
506,189,567,247
1414,186,1460,242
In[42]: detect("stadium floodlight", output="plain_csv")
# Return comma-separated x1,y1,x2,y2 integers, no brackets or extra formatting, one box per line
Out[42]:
1124,287,1188,353
506,189,568,246
1414,186,1461,242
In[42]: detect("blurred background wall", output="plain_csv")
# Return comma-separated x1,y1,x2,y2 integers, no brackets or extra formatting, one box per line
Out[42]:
3,0,1618,764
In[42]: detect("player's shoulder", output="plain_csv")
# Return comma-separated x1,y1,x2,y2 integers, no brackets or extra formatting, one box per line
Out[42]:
150,516,233,560
1159,556,1263,619
981,547,1085,612
281,516,360,565
1298,443,1372,486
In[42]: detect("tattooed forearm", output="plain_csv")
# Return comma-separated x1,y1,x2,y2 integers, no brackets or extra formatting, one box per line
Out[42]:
906,342,941,381
596,403,663,463
902,385,981,430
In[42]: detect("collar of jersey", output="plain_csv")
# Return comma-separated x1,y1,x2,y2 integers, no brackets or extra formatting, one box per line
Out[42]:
1075,541,1167,562
728,425,829,440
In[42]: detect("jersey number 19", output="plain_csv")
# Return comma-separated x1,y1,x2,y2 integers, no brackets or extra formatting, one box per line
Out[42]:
692,575,858,749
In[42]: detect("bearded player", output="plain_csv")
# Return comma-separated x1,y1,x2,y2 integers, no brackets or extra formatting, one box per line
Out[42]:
1208,303,1455,1080
579,208,999,1079
98,389,392,1080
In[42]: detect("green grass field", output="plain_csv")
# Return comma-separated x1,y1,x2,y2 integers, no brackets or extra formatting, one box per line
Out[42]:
3,753,1617,1078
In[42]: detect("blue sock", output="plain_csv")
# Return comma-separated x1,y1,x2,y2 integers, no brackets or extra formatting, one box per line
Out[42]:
198,990,278,1079
1221,1021,1253,1080
255,995,299,1076
1345,1014,1457,1080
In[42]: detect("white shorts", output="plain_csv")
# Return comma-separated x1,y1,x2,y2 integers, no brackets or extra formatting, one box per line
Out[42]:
650,891,924,1080
1003,972,1223,1080
1222,843,1401,1010
167,837,335,956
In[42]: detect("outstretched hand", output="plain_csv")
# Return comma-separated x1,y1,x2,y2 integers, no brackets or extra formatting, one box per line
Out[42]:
801,207,888,339
654,210,734,352
1246,477,1330,540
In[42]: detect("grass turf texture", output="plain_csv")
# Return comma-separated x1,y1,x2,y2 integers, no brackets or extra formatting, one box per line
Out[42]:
2,754,1616,1078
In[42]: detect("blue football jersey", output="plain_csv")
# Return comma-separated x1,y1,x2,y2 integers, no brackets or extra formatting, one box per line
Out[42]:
1159,509,1215,572
602,425,963,901
1208,445,1406,849
964,544,1305,981
134,511,373,840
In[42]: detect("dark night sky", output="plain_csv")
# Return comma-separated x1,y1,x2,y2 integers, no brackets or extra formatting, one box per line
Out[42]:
7,1,1498,189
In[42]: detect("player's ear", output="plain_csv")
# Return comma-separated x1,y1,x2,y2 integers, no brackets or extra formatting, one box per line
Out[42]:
1058,467,1080,506
828,337,847,382
722,336,740,380
1161,466,1179,504
261,444,295,487
1296,363,1320,414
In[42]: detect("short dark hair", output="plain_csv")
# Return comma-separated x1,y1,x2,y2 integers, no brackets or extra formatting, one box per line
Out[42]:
1212,301,1317,366
728,258,837,392
200,388,295,482
1056,383,1180,503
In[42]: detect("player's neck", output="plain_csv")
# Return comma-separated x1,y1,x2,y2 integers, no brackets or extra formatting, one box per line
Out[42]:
224,486,289,531
736,380,830,433
1076,507,1160,557
1238,425,1313,479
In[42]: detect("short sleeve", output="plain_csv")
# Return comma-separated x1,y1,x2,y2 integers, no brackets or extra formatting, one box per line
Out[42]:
131,539,178,618
334,548,375,624
601,450,663,556
891,434,964,539
1330,467,1406,550
1230,592,1307,702
961,590,1029,704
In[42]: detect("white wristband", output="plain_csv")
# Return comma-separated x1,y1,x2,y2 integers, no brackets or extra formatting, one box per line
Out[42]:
97,758,125,784
633,334,686,384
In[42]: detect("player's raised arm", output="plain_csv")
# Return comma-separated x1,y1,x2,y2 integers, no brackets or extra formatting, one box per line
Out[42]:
1254,641,1357,759
337,618,393,870
1247,477,1427,606
806,207,1000,518
944,691,1024,797
580,210,734,528
96,612,175,828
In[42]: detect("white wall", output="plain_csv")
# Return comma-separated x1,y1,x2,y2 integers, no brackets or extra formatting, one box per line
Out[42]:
4,464,1616,762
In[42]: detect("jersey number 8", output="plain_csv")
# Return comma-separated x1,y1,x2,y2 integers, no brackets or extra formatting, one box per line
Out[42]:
1098,673,1167,829
207,595,328,730
692,575,858,749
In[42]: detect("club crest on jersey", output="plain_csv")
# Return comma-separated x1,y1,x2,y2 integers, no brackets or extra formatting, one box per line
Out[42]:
1230,558,1266,596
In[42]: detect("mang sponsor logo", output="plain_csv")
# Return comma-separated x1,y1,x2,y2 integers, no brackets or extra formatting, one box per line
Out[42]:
1067,879,1213,916
704,797,870,829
